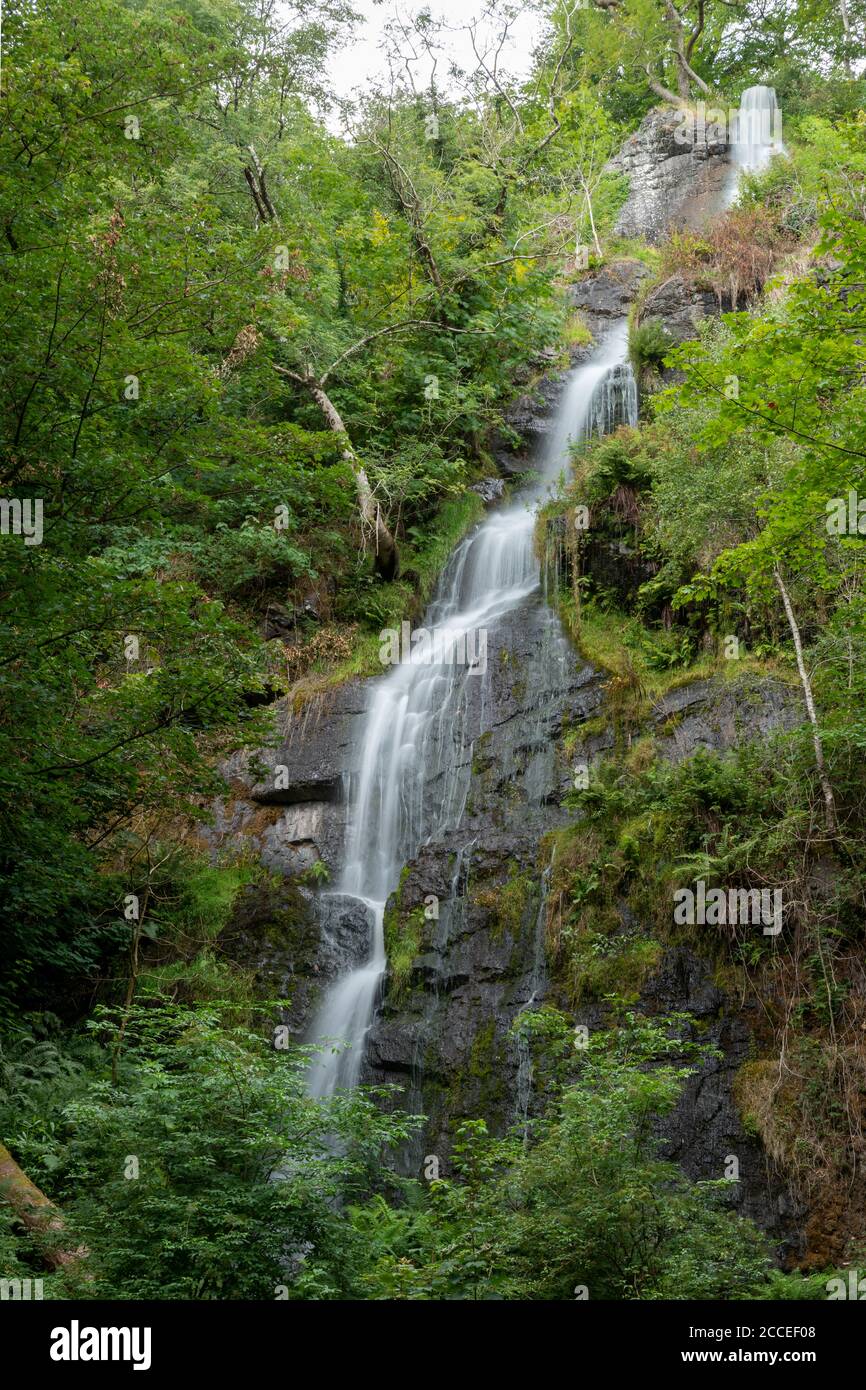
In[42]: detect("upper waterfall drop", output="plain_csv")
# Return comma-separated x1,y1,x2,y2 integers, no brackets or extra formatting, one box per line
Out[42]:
725,84,784,203
306,322,638,1099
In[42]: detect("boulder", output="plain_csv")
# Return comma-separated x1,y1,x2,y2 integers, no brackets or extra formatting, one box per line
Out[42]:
470,477,506,504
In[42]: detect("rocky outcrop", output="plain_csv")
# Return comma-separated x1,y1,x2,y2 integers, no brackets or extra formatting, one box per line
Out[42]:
644,943,805,1257
577,672,801,765
363,603,608,1165
637,272,720,345
200,683,365,880
470,477,505,504
491,372,572,477
195,685,369,1036
568,258,651,339
608,105,730,244
651,675,802,759
490,259,648,479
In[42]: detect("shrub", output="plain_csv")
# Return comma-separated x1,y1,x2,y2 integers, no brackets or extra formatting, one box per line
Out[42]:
630,317,674,375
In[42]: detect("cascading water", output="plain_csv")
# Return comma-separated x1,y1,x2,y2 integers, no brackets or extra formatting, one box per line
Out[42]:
306,320,638,1098
724,84,784,204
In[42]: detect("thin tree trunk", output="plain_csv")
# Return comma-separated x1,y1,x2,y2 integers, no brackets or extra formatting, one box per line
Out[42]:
0,1143,88,1271
773,564,838,836
840,0,854,77
372,139,447,311
578,172,603,257
243,166,269,223
644,66,685,106
304,378,399,579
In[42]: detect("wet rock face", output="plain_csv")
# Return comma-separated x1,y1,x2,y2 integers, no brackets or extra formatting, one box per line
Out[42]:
643,944,805,1260
362,604,608,1162
652,677,802,759
491,373,572,476
568,259,651,339
200,683,366,882
490,259,648,480
223,683,365,805
368,665,804,1180
316,894,374,976
607,104,730,244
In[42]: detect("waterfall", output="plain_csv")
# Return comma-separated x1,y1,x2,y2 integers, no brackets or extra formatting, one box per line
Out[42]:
306,320,637,1098
724,85,783,205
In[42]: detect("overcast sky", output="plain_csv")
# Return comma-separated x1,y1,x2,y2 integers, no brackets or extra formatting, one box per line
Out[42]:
324,0,544,115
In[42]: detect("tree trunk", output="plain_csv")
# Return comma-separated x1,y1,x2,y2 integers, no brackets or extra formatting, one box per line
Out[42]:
773,564,838,837
643,66,685,106
840,0,854,77
578,172,603,257
660,0,710,101
373,140,448,316
0,1142,88,1271
305,379,399,579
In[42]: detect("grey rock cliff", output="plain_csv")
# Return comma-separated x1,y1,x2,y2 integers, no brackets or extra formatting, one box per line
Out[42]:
607,104,731,243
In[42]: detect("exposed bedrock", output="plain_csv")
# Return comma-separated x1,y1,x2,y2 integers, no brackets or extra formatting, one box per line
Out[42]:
363,666,803,1235
643,942,805,1259
490,258,649,479
568,258,651,339
606,104,731,244
208,542,806,1260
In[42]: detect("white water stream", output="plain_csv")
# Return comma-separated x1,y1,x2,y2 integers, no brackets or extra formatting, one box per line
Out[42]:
307,321,637,1096
723,84,784,205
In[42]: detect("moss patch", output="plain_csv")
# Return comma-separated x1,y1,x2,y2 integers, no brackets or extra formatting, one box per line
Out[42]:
471,861,535,940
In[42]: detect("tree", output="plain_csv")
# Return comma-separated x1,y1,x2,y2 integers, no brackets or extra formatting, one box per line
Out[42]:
587,0,727,104
661,148,866,836
351,1012,776,1300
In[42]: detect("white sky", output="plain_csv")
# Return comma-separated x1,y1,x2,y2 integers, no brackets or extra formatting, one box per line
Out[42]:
324,0,545,114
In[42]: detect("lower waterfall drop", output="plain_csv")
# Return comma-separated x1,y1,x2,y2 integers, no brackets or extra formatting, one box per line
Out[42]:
306,320,638,1099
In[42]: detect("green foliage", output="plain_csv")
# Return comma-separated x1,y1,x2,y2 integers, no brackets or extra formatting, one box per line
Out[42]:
1,0,865,1304
0,1004,420,1300
351,1012,787,1301
630,317,674,374
0,0,557,1009
384,905,425,1005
